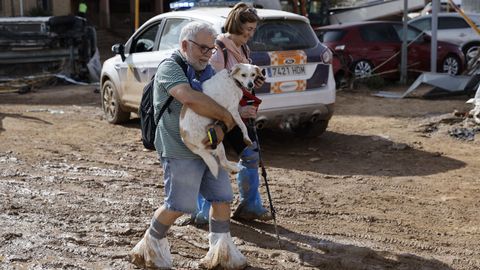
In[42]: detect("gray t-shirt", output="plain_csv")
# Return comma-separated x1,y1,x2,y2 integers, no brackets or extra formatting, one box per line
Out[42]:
153,51,199,159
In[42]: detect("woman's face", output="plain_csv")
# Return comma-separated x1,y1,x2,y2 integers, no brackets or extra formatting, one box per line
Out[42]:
238,21,257,45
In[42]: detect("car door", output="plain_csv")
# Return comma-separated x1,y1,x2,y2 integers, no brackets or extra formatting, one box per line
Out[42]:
118,21,162,108
394,24,432,72
357,24,400,75
438,16,473,42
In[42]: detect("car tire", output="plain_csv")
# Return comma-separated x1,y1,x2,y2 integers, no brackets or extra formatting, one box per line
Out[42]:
101,80,130,124
292,120,329,138
442,55,461,75
352,60,373,79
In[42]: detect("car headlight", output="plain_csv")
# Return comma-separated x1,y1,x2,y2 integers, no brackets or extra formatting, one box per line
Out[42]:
322,48,333,64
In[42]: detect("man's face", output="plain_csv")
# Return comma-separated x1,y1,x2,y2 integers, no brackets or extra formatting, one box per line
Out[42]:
184,31,216,71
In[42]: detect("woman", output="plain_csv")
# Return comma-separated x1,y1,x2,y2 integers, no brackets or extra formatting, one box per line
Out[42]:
193,2,272,224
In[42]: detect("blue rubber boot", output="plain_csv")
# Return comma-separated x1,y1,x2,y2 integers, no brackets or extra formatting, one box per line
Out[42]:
194,195,210,225
232,143,272,221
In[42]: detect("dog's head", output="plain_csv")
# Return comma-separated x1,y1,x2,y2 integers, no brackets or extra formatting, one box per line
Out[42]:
230,63,265,91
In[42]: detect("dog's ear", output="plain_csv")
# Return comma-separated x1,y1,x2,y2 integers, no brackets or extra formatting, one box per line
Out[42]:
230,64,241,76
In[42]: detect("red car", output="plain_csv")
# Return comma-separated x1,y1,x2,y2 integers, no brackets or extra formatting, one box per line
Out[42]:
315,21,465,83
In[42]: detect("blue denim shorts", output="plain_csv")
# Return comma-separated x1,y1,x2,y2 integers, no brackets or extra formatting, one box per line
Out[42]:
160,157,233,213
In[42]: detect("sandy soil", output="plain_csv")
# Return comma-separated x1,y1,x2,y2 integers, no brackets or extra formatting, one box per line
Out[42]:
1,84,479,270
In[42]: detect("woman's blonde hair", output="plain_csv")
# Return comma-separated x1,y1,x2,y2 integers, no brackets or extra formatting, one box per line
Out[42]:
224,2,260,35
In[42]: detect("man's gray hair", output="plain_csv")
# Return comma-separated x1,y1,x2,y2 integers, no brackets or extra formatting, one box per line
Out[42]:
179,21,217,43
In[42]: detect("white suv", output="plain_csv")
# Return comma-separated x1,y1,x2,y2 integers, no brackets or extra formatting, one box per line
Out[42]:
100,7,335,136
408,13,480,63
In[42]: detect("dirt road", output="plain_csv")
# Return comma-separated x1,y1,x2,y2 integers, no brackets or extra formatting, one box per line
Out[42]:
1,85,479,269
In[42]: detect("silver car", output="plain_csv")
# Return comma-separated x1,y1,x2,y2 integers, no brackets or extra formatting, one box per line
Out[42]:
100,7,335,136
408,12,480,64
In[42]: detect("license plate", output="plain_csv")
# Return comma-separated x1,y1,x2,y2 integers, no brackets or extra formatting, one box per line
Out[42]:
267,65,306,78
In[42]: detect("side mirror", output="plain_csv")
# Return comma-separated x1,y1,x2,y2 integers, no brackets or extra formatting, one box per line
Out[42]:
112,43,126,62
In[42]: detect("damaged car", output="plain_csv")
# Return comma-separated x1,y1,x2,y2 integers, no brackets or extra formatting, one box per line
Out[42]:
0,15,98,82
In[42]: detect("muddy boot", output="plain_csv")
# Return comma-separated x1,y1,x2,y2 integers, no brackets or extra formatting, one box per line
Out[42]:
199,233,247,269
129,230,172,269
176,196,210,226
232,144,272,222
194,195,210,225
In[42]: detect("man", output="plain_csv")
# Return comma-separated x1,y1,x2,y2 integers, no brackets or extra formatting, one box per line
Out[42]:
129,21,247,269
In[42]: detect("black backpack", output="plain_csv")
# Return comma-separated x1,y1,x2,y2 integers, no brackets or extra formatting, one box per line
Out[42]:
139,53,187,150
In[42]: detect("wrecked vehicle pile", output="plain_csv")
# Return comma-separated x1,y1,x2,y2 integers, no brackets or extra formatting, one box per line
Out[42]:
0,15,98,89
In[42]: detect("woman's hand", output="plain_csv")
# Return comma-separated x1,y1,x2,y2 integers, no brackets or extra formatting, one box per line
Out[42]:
254,75,265,88
239,105,257,119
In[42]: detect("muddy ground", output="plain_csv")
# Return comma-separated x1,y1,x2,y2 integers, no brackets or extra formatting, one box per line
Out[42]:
1,84,479,270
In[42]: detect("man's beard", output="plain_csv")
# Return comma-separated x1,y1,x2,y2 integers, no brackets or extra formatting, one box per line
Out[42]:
186,55,208,71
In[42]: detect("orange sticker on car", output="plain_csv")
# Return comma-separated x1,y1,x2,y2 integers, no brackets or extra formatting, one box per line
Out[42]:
268,50,307,93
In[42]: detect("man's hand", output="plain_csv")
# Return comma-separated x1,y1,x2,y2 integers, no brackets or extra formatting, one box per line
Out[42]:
202,123,226,149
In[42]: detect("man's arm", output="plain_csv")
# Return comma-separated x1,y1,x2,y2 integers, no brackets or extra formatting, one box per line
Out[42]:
169,83,235,130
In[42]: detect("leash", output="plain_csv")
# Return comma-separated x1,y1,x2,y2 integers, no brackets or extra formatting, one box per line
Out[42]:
247,100,281,248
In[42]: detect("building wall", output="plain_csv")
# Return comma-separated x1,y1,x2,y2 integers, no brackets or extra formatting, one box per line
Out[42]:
52,0,71,16
0,0,71,17
463,0,480,13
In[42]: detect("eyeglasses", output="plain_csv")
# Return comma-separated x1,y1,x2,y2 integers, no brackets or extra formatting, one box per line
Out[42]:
188,39,217,55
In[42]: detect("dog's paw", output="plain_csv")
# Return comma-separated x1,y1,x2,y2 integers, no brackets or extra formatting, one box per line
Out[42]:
243,138,253,146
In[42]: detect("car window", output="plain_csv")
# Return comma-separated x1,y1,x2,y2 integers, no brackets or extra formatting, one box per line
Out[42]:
409,18,431,31
248,19,317,51
360,24,399,42
438,17,470,29
316,30,345,42
393,24,424,42
130,23,160,54
158,18,190,51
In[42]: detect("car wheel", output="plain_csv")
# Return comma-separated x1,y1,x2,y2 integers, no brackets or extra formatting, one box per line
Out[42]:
442,55,461,75
352,60,373,78
464,44,480,66
292,120,329,138
101,80,130,124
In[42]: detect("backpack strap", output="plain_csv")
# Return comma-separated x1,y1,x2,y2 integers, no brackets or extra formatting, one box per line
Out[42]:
154,52,187,125
215,39,249,68
215,39,228,68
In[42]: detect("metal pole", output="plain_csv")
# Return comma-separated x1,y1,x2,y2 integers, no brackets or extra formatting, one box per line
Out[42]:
431,0,439,73
19,0,24,16
400,0,408,85
135,0,140,30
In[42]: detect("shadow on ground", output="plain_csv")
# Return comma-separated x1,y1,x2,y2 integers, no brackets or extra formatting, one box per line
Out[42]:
230,221,453,270
256,129,465,177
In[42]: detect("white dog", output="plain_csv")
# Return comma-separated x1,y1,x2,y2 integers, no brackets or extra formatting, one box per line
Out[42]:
179,63,263,177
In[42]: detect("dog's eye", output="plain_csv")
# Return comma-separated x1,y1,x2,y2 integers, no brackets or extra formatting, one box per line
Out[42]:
242,74,246,77
251,73,256,77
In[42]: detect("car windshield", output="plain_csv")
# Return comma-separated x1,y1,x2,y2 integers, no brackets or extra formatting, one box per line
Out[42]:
248,19,317,51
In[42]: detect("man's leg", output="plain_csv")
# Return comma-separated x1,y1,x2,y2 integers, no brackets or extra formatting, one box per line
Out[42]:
199,168,247,269
130,158,205,269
